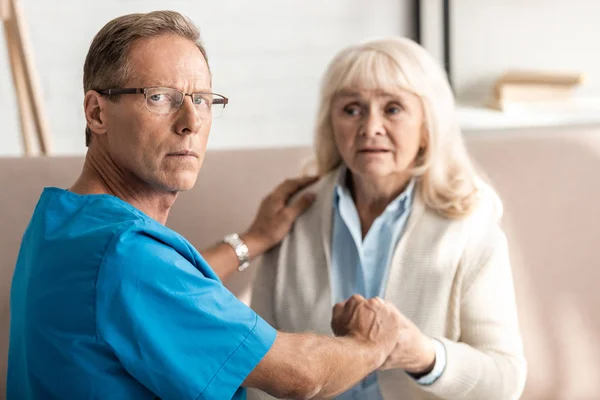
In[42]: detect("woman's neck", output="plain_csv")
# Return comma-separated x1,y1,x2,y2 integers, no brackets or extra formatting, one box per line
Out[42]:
349,171,412,237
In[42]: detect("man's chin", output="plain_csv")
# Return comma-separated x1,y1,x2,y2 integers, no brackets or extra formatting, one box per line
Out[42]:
170,179,197,192
160,173,199,193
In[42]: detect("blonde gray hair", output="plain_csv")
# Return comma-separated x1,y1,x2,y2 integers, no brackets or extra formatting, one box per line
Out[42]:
83,11,208,146
313,37,480,219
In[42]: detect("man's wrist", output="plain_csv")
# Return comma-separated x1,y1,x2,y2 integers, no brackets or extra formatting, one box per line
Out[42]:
222,233,250,271
346,334,389,371
239,231,271,260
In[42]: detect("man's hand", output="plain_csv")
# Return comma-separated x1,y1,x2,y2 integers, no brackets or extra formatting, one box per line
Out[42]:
201,176,317,282
241,176,317,258
332,295,436,376
246,295,405,399
331,295,402,367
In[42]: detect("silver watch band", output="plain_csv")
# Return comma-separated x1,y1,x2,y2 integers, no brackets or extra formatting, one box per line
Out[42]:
223,233,251,271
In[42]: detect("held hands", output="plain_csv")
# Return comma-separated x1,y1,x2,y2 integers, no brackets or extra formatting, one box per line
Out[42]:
378,312,436,376
331,295,402,366
331,295,436,376
242,176,318,258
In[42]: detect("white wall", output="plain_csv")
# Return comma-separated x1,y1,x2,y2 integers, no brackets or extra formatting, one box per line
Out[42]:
0,0,413,156
452,0,600,102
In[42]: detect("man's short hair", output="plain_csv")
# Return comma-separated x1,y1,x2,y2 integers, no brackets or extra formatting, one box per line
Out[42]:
83,11,209,146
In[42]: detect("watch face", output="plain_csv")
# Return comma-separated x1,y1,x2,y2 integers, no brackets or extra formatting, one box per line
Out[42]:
238,262,250,272
224,234,250,271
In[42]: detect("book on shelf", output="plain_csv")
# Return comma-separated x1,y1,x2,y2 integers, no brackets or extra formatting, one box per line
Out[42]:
488,70,584,111
496,70,584,87
489,83,576,111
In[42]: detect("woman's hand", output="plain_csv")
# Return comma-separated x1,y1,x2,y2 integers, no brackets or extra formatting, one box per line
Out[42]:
378,308,436,376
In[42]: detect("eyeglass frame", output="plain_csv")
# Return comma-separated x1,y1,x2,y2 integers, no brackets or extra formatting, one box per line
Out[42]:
97,87,229,115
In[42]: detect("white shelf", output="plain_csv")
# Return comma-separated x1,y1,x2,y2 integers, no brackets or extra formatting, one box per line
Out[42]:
457,98,600,132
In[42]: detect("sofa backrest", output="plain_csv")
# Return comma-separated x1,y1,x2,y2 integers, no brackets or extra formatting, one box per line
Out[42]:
2,129,600,399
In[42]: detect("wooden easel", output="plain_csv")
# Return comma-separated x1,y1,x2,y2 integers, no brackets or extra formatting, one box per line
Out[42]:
1,0,51,156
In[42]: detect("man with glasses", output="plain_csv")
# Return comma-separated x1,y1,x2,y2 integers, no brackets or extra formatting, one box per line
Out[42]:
7,11,405,400
96,87,228,118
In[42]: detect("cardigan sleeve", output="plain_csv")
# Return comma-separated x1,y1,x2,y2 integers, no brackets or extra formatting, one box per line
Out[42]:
419,225,527,400
250,247,281,331
247,249,283,400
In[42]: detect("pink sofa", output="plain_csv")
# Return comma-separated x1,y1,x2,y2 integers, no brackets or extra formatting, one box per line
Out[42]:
1,128,600,399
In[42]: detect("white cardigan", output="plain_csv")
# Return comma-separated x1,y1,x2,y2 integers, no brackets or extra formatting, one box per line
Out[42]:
248,170,526,400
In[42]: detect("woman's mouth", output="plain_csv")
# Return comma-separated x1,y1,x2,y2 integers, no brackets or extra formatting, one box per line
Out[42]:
358,148,391,153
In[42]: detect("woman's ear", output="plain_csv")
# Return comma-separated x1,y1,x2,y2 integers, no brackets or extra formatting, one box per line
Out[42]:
84,91,108,136
420,123,429,149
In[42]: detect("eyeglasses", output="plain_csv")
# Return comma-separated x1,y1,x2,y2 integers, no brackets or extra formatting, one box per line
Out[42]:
98,87,228,118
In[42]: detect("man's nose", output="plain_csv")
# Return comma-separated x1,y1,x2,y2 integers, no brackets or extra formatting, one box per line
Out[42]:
175,96,202,136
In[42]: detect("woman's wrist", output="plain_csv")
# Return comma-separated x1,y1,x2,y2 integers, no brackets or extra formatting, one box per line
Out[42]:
405,336,437,377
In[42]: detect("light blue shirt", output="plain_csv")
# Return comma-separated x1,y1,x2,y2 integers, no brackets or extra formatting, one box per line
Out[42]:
8,188,276,400
330,169,445,399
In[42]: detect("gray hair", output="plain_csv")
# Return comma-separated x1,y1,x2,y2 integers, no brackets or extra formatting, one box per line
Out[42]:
313,37,482,219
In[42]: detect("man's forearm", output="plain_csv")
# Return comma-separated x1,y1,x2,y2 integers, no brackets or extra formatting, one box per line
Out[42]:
246,332,386,399
201,232,270,282
304,334,385,398
200,176,317,282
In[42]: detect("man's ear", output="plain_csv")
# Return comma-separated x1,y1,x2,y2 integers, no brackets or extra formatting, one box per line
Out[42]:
84,91,108,136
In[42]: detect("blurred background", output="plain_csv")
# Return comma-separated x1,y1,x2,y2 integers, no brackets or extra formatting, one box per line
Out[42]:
3,0,600,156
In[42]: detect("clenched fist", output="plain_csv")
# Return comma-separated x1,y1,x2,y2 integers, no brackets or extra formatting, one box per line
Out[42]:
331,295,436,376
331,295,401,366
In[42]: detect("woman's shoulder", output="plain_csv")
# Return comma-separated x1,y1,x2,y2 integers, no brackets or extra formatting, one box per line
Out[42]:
305,169,339,194
469,179,504,225
442,180,507,260
414,179,505,261
281,169,339,235
292,169,338,210
424,179,503,229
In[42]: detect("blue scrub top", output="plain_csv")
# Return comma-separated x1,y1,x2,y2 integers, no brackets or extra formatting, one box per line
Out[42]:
7,188,276,400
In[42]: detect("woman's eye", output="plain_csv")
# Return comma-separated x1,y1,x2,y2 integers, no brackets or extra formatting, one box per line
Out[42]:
343,106,361,116
386,104,402,115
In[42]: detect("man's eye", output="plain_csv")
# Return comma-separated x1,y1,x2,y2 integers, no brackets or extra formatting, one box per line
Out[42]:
193,96,207,105
149,94,167,102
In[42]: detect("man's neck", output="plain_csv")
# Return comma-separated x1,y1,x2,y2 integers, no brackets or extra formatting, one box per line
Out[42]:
69,148,177,225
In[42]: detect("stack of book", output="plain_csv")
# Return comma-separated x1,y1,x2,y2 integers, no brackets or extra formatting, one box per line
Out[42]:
488,70,584,111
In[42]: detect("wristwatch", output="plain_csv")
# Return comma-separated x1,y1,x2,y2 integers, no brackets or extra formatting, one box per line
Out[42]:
223,233,251,271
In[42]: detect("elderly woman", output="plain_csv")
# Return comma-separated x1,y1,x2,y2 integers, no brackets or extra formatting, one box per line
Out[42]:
249,37,526,400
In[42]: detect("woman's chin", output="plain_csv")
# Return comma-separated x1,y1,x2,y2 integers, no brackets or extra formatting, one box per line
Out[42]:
349,163,396,179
